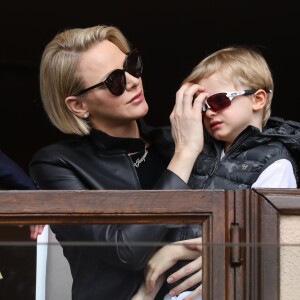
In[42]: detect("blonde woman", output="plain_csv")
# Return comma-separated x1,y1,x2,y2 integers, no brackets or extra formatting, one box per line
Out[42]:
30,25,205,300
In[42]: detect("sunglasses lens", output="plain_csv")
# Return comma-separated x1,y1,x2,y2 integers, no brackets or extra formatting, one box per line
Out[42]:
105,69,126,96
207,93,231,111
125,50,143,78
104,50,142,96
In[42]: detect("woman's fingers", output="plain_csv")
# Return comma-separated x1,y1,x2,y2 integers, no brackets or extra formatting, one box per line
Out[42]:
145,267,156,292
172,83,205,116
167,255,202,296
174,83,199,111
182,237,202,252
178,284,202,300
170,83,208,154
168,269,202,297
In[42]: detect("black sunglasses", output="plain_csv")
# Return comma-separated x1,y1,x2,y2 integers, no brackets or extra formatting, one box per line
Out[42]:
74,49,143,96
202,89,272,112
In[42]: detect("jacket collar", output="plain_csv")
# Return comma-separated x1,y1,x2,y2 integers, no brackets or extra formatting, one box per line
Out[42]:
88,119,150,154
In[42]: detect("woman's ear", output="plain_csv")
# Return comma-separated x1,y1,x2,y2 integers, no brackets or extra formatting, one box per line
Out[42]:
65,96,88,119
252,89,267,112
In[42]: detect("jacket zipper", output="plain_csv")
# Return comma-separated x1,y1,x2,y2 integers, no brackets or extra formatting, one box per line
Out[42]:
208,130,253,177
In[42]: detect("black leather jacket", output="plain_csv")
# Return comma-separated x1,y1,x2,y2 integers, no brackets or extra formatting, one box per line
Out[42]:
29,121,201,300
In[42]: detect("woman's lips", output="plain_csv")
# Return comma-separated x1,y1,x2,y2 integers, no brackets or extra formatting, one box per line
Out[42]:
127,91,143,104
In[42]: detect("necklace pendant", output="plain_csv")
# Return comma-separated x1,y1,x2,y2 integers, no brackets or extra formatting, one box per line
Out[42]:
133,149,148,168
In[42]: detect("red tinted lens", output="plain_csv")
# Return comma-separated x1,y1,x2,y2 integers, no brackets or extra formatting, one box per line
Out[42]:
207,93,231,111
105,69,126,96
124,50,143,78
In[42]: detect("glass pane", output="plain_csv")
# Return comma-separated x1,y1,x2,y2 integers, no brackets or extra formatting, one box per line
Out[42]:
1,223,203,300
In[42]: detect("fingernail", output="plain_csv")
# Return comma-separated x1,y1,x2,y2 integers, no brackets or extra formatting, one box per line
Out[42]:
167,277,174,283
169,290,175,296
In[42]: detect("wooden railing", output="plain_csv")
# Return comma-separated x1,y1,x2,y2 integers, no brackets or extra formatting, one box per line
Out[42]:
1,189,300,300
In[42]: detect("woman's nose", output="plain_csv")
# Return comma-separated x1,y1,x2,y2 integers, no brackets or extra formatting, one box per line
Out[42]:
125,72,140,90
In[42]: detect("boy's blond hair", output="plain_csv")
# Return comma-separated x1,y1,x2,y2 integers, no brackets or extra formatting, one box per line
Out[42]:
183,46,274,126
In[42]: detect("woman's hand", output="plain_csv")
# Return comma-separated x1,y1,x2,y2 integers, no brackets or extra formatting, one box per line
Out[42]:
167,256,202,299
167,238,203,299
168,83,208,182
145,240,200,294
30,225,45,239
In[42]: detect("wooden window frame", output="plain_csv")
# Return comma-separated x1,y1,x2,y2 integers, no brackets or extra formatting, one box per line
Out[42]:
1,188,299,299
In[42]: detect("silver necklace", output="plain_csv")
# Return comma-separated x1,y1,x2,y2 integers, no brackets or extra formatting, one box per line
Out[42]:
133,149,148,168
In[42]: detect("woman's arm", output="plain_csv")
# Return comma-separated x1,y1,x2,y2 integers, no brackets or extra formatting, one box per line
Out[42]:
30,158,184,270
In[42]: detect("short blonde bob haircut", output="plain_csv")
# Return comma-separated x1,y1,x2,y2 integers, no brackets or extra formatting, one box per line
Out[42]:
40,25,131,135
183,46,274,126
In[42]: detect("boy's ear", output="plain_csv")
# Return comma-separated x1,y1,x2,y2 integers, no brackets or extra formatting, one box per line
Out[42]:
65,96,88,119
252,89,267,112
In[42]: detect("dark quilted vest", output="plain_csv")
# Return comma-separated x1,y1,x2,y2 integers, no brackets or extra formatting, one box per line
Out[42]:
189,124,298,190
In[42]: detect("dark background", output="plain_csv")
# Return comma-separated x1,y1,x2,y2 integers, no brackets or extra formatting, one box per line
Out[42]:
0,1,298,299
1,0,299,172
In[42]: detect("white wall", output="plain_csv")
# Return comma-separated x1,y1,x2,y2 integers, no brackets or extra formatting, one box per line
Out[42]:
280,215,300,300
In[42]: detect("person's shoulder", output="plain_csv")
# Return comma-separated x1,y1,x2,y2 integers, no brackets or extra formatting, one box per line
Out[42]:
263,115,300,158
265,116,300,135
0,149,16,165
31,135,89,163
252,139,287,157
